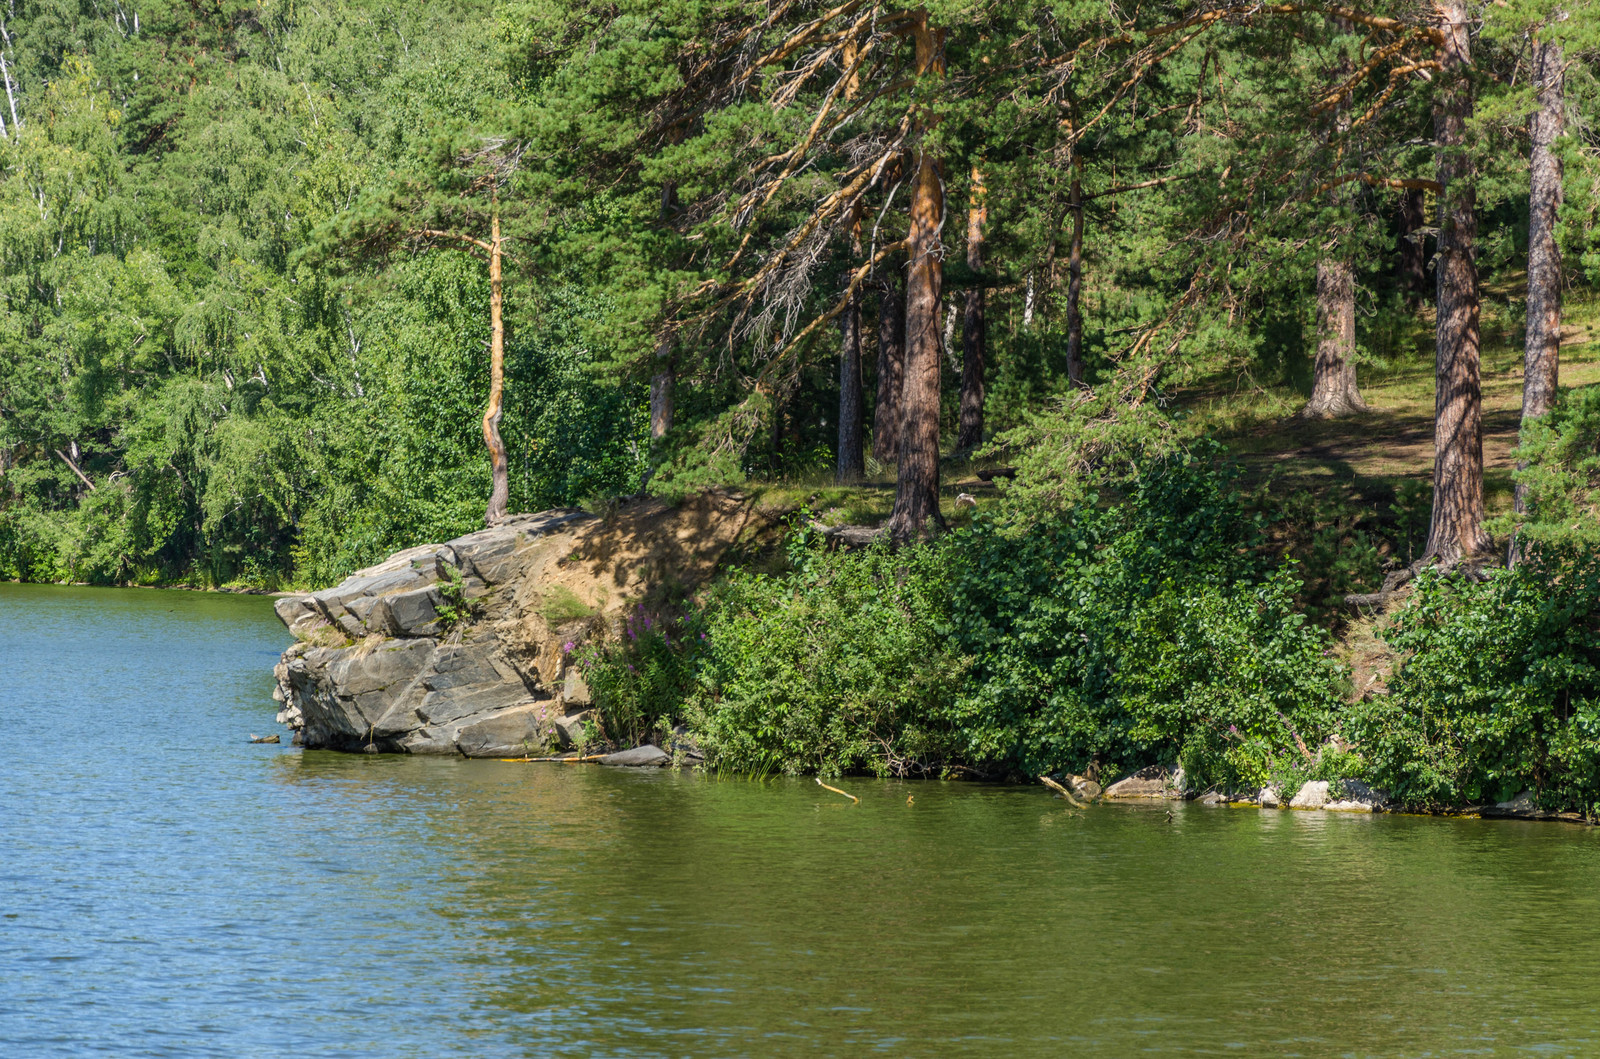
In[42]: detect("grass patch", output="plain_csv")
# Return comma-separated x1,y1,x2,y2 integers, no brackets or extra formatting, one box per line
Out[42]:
541,585,597,626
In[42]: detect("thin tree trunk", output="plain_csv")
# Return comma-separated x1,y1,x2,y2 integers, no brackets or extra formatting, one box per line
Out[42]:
649,337,674,439
1065,150,1085,386
1301,258,1368,417
1398,188,1429,303
483,205,510,526
888,13,946,543
837,289,865,481
872,273,905,464
1425,0,1492,564
1515,36,1565,524
1510,34,1566,564
957,165,986,451
1023,271,1035,329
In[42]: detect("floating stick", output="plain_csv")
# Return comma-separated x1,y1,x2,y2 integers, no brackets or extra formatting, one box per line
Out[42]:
816,777,859,804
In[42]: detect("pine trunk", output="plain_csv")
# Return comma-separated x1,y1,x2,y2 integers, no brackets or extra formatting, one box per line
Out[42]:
1301,258,1367,418
957,165,986,451
887,14,946,543
1065,153,1085,386
1425,0,1492,564
1398,188,1429,302
482,208,510,527
1515,36,1564,528
837,290,865,481
649,337,674,439
872,275,905,464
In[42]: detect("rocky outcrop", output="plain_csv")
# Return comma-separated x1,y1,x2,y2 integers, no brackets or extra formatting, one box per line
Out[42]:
272,494,771,756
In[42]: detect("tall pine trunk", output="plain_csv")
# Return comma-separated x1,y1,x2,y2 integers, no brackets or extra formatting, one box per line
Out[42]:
1398,188,1429,303
1301,258,1368,417
872,274,905,464
888,13,946,542
483,205,510,526
957,165,986,451
1424,0,1492,564
1514,35,1565,535
1065,150,1085,385
837,290,865,481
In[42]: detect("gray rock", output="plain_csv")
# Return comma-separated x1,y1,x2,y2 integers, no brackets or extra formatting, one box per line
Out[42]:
1326,779,1388,813
1480,790,1574,820
554,710,594,750
1289,780,1330,809
455,702,559,758
274,596,326,639
599,745,671,767
1259,786,1281,808
378,585,444,637
562,667,593,707
270,501,756,756
1104,765,1178,799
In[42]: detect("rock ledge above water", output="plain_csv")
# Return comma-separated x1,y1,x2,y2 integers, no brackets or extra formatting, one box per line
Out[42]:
272,494,770,757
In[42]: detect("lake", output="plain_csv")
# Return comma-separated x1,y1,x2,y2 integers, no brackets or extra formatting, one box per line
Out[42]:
3,581,1599,1056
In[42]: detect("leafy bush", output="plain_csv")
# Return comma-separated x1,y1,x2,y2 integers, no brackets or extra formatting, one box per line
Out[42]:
685,531,967,778
1496,385,1600,551
581,605,703,749
944,452,1344,787
1351,550,1600,812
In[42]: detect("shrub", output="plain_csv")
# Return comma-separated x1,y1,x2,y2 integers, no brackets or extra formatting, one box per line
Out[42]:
1350,550,1600,812
943,453,1344,787
685,531,967,778
581,605,703,749
1496,384,1600,551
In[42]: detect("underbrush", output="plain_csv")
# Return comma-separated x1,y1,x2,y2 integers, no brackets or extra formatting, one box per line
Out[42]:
1351,550,1600,813
584,452,1346,783
580,416,1600,812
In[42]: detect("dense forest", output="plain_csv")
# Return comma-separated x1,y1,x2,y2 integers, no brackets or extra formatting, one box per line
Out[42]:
0,0,1593,586
3,1,1600,799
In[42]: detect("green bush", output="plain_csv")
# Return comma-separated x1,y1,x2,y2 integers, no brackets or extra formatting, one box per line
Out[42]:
685,531,967,778
581,605,704,749
1351,550,1600,812
581,456,1346,785
1496,384,1600,551
944,453,1344,787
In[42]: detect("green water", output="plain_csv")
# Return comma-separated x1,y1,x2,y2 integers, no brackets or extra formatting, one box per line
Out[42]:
4,581,1600,1057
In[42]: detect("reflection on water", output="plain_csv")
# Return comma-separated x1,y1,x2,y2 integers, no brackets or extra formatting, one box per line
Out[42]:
4,582,1600,1056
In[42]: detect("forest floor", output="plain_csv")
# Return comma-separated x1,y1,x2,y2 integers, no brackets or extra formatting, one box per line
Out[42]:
769,287,1600,537
1191,286,1600,517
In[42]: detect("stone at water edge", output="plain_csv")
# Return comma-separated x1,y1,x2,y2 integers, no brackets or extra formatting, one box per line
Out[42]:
1258,786,1281,808
1325,779,1388,813
454,701,562,759
249,734,280,744
272,495,769,758
599,745,672,767
1289,780,1330,809
1103,765,1179,799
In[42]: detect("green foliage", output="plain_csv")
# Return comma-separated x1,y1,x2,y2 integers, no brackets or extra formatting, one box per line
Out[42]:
582,605,704,750
434,564,474,631
1497,385,1600,550
1351,552,1600,812
540,585,595,626
944,454,1344,787
685,532,967,778
1248,485,1387,619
